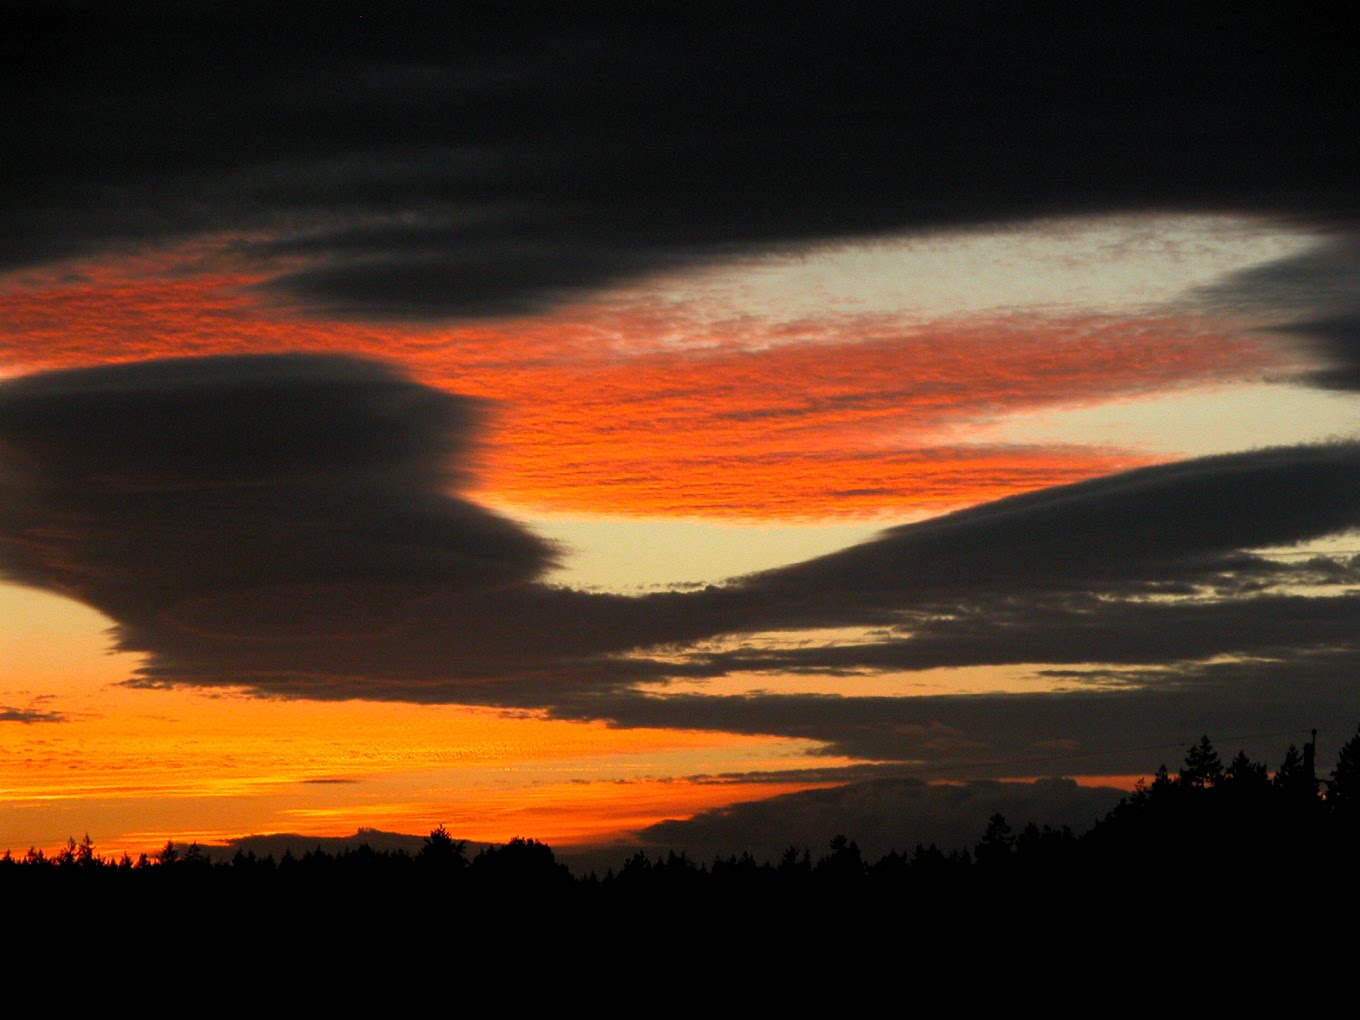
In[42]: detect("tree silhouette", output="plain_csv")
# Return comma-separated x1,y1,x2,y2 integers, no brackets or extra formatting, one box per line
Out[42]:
1274,744,1317,802
816,834,864,882
975,813,1014,868
470,836,570,891
1329,723,1360,817
417,825,467,869
6,728,1360,922
1179,735,1223,788
1222,750,1268,789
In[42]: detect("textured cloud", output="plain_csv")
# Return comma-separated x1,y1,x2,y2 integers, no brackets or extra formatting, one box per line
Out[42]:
8,3,1356,319
1,257,1271,518
473,313,1266,518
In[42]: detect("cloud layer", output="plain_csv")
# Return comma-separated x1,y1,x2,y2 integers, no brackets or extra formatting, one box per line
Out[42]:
3,354,1358,772
1,255,1274,518
0,355,556,665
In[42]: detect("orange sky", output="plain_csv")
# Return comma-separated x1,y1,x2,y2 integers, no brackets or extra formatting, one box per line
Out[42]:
0,241,1278,521
2,584,843,855
7,7,1357,868
0,219,1338,858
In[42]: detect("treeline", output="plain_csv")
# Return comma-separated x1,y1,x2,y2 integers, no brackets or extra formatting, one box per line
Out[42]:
6,726,1360,916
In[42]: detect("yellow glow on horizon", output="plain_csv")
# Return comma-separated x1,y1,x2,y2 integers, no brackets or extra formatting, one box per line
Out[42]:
0,585,842,857
271,776,843,850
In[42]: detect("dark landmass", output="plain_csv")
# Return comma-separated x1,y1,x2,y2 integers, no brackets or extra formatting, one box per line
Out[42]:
8,728,1359,943
217,827,429,860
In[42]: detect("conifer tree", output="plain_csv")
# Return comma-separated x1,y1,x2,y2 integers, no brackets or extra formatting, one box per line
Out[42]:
1330,724,1360,815
1180,735,1223,788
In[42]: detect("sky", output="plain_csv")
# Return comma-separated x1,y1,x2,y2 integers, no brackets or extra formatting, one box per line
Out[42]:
3,2,1360,862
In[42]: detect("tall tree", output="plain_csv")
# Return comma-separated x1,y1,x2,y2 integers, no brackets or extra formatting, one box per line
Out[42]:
1274,744,1317,801
1223,750,1269,790
1180,735,1223,789
1329,724,1360,816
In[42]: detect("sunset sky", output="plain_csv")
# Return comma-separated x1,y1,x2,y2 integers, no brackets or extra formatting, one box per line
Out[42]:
4,3,1359,862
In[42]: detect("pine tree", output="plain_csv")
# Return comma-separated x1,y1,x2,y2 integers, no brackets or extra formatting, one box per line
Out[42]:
1223,750,1268,789
1180,735,1223,789
1329,724,1360,815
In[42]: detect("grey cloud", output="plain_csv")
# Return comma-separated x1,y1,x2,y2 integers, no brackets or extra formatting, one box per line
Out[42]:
258,245,701,322
669,591,1360,678
1282,317,1360,392
1191,238,1360,391
547,654,1360,773
1193,239,1360,320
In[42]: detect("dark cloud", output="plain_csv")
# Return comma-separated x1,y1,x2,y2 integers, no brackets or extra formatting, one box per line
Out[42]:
732,443,1360,629
538,448,1360,769
667,592,1360,678
3,354,1359,773
0,354,558,679
249,225,713,321
1280,317,1360,392
7,2,1357,318
1194,238,1360,319
1191,238,1360,391
545,654,1360,773
635,777,1126,863
0,703,67,723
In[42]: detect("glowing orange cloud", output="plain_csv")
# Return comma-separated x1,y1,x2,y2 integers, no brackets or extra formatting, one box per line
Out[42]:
0,246,1278,520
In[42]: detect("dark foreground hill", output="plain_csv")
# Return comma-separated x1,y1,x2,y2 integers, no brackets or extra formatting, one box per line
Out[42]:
7,728,1359,951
